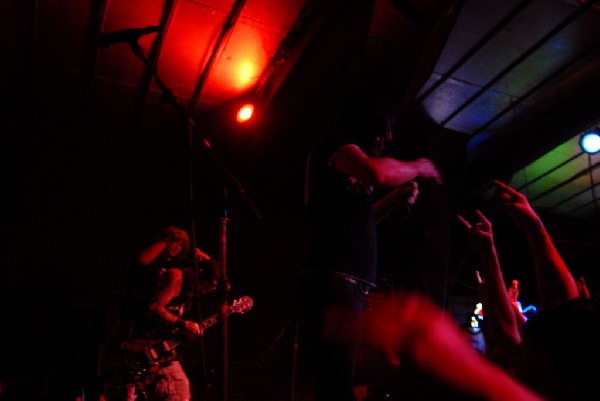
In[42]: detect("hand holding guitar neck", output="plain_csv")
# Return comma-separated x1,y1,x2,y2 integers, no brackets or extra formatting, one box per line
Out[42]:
179,319,203,338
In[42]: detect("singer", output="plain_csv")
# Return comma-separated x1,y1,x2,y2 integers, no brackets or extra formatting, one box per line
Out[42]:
298,84,442,401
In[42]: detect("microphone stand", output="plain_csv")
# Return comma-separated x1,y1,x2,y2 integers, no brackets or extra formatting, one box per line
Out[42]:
218,194,230,401
122,38,262,401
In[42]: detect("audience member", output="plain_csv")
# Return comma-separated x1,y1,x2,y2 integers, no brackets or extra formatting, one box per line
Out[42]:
492,180,580,309
363,291,545,401
455,180,599,401
457,209,522,356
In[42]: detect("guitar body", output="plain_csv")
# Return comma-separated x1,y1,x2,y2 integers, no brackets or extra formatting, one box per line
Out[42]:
117,296,254,384
119,337,180,384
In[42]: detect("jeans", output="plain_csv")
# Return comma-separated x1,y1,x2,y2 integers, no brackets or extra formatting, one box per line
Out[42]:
146,361,191,401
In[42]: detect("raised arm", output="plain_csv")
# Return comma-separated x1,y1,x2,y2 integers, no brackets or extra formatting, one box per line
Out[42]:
331,144,442,188
138,226,189,265
457,210,521,351
137,239,168,265
364,292,545,401
492,180,579,309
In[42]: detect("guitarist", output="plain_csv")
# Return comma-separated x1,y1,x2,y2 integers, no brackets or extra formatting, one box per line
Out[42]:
115,225,217,401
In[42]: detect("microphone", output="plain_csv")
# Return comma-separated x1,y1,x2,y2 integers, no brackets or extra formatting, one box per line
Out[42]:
98,25,160,48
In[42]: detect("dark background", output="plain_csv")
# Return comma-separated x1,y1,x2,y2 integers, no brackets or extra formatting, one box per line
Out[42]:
5,70,596,401
3,0,599,400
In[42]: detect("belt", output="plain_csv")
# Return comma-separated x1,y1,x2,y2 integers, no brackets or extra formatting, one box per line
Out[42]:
301,270,374,295
337,274,371,295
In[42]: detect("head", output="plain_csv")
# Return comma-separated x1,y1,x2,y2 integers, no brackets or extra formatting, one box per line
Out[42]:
158,225,190,261
339,85,395,154
371,118,395,157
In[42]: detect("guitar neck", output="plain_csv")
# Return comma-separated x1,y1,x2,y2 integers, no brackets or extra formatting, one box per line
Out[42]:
192,296,253,332
200,310,233,331
200,313,219,331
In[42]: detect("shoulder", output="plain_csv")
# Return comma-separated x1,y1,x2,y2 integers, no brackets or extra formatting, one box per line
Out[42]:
331,143,369,170
157,268,184,286
311,134,363,165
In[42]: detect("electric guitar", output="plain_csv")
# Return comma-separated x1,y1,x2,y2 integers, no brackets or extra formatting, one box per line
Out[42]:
120,295,253,380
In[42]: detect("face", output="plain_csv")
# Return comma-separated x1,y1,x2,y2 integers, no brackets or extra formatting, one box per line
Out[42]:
371,127,393,157
164,238,184,259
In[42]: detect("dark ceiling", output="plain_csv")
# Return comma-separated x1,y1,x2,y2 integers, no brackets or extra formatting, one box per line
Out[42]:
4,0,598,216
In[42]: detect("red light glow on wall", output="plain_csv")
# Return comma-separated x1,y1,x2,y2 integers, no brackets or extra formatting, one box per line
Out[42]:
97,0,308,112
197,21,280,104
236,61,258,88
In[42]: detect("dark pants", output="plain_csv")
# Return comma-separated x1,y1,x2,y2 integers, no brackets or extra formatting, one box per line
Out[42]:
299,273,369,401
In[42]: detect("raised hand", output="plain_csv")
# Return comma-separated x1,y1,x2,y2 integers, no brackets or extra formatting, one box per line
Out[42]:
456,209,494,252
194,247,211,262
576,276,591,299
458,208,521,347
373,180,420,223
492,180,579,308
493,180,541,230
180,320,203,339
392,180,419,207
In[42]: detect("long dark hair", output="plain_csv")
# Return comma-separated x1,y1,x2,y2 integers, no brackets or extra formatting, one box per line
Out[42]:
338,85,393,151
157,225,191,261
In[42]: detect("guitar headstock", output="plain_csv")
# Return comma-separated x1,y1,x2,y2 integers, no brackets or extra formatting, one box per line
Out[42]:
231,296,254,314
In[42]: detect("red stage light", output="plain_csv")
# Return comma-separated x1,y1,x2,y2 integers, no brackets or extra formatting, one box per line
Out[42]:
236,103,255,123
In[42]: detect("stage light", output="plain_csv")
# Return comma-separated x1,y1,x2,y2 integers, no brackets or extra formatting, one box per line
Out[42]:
467,302,483,334
236,103,255,123
580,130,600,154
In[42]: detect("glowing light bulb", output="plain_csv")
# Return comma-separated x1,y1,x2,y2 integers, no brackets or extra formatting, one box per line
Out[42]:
580,131,600,154
236,103,254,123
